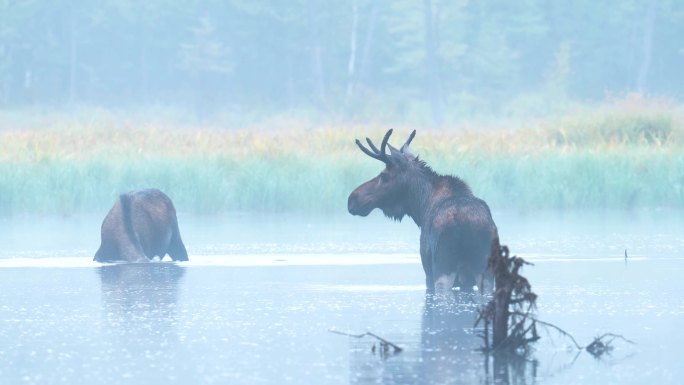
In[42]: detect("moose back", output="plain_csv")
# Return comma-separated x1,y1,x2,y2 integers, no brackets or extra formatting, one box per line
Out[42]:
94,189,188,263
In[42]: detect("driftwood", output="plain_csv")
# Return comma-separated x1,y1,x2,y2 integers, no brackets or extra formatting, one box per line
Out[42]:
329,329,403,357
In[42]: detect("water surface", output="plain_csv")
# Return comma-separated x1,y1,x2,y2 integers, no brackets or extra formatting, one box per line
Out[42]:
0,210,682,384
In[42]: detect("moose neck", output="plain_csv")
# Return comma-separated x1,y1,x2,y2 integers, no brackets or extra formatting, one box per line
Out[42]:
403,170,438,227
402,169,471,228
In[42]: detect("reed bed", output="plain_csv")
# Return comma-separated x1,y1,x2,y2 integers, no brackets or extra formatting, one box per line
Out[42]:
1,104,682,216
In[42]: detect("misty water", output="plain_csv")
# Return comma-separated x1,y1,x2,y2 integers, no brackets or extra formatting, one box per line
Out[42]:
0,210,682,384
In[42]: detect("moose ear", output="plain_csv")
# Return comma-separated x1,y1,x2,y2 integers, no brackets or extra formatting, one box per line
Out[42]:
388,144,410,167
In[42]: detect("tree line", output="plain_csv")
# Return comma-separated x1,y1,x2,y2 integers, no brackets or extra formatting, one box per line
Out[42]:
0,0,681,123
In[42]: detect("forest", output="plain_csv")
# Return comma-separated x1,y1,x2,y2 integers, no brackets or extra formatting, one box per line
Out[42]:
0,0,682,124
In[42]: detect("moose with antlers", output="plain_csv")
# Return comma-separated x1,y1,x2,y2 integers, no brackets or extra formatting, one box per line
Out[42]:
348,129,499,293
94,189,188,263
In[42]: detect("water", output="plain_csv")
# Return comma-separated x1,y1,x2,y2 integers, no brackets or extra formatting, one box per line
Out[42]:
0,210,683,384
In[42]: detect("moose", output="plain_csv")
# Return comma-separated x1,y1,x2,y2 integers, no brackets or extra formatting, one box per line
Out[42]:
94,188,188,263
348,129,499,293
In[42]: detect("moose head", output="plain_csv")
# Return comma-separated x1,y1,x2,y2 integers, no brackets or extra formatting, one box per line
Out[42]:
347,129,421,221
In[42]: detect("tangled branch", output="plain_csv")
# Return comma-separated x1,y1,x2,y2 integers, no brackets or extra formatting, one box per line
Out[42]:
476,245,538,354
476,245,634,358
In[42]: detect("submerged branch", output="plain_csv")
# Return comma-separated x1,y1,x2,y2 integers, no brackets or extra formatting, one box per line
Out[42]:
585,333,636,357
535,319,635,357
533,319,583,350
329,329,403,354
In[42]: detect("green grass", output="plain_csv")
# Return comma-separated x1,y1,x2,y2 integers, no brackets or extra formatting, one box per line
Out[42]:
1,101,683,216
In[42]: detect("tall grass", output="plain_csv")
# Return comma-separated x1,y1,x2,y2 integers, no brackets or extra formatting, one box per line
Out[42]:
1,101,683,216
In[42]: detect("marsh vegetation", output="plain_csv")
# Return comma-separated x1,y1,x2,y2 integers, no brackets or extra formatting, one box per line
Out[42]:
1,99,682,216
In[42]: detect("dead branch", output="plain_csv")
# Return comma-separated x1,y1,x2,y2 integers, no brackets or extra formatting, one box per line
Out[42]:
533,319,583,350
476,244,633,358
522,309,634,359
585,333,635,357
477,245,539,354
329,329,403,355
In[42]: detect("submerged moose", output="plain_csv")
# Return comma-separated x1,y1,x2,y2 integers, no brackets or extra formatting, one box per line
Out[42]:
94,188,188,263
348,129,499,293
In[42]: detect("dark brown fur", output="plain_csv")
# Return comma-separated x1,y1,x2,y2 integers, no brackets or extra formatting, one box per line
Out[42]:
348,129,498,292
93,189,188,263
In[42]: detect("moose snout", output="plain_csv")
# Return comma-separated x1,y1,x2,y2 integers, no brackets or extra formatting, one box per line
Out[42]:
347,193,360,215
348,192,371,216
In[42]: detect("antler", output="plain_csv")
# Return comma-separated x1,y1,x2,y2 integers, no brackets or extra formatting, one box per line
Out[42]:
355,129,394,163
400,130,416,153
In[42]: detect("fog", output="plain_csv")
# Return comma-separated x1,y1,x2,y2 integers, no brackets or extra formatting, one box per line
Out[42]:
1,2,684,385
1,0,682,123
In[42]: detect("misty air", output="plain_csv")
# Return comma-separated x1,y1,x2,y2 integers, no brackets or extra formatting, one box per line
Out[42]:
0,1,682,385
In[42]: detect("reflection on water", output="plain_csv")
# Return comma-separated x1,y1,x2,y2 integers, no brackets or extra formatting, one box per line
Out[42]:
99,263,185,311
487,353,538,385
419,293,485,385
349,292,543,385
347,292,532,385
97,264,187,382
